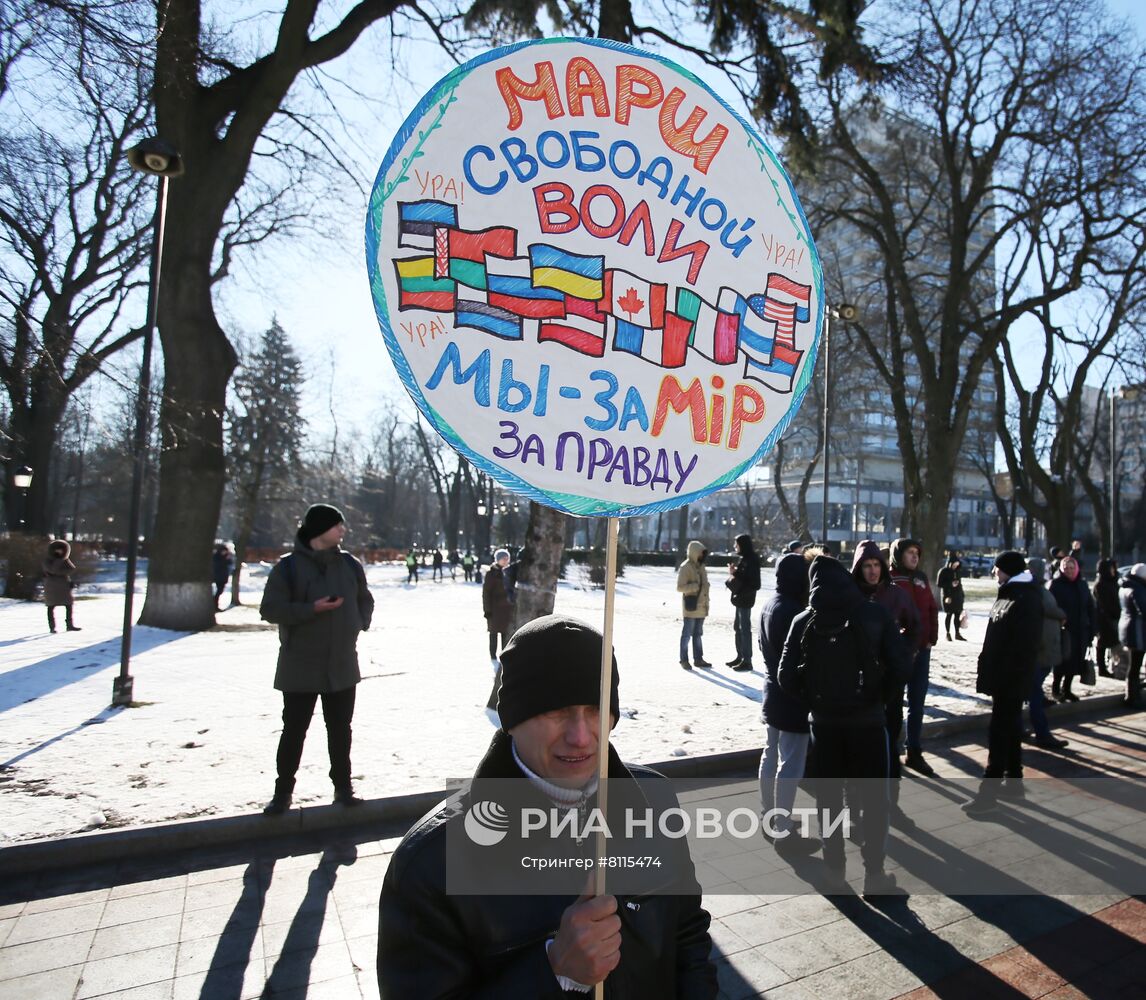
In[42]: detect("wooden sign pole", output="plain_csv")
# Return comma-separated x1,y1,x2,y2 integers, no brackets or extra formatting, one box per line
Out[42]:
594,516,620,1000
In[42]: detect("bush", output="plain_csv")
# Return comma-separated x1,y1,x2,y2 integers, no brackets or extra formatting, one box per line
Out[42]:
586,543,626,586
1,533,48,600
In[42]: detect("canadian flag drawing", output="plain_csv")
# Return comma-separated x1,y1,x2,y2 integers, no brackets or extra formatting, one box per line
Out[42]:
601,269,667,329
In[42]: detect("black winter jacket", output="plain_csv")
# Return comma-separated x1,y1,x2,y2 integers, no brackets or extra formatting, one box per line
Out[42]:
976,575,1044,699
259,536,374,693
725,534,762,609
778,555,912,728
759,553,810,733
377,731,718,999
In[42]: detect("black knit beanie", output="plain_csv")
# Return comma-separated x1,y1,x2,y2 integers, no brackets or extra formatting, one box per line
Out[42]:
298,503,345,543
994,550,1027,578
497,614,620,731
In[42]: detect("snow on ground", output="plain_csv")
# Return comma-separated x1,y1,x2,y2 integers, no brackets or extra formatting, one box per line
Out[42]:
0,560,1123,843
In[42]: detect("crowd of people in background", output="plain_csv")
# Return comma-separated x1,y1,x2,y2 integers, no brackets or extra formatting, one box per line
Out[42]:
667,530,1146,887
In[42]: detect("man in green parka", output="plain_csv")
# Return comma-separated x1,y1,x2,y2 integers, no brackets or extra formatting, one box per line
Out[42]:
259,503,374,814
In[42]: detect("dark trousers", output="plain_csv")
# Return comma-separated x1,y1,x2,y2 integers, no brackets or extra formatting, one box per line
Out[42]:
733,605,754,663
985,693,1024,778
46,605,75,631
884,687,906,778
1028,665,1052,740
1128,649,1144,705
276,687,356,790
489,630,507,659
810,723,890,873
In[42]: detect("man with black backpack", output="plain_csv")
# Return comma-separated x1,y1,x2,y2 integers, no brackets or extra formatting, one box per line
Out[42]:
778,555,912,896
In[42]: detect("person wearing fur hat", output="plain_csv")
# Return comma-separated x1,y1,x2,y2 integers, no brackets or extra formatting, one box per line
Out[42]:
42,539,80,633
378,614,718,997
964,551,1044,816
258,503,374,814
1119,563,1146,708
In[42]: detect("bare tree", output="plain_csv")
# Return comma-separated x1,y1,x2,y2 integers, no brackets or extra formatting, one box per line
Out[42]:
0,9,155,532
467,0,881,627
806,0,1146,581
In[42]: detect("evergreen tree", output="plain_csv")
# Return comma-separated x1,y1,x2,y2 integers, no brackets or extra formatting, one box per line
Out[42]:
224,319,306,603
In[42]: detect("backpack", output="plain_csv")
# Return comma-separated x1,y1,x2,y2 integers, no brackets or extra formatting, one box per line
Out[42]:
797,610,884,712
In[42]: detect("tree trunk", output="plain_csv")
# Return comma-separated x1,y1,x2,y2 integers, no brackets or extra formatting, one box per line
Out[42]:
6,393,68,535
138,233,237,630
511,503,565,632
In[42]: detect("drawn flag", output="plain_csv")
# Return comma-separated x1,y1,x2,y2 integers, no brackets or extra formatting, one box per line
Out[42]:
723,290,774,365
744,342,803,393
601,269,667,328
529,244,605,301
398,200,458,250
749,273,811,350
677,287,739,364
394,257,456,312
610,318,689,368
539,294,606,357
434,226,517,288
455,298,523,341
484,254,566,319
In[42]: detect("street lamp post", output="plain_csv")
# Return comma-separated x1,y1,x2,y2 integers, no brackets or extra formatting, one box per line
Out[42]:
13,465,33,530
820,304,856,544
114,138,183,708
1111,386,1117,561
1110,385,1142,562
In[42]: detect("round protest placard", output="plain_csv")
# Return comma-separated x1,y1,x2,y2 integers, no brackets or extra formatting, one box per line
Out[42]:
366,37,822,517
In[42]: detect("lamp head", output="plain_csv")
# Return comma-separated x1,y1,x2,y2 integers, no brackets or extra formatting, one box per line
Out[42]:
836,303,857,321
126,138,184,177
13,465,33,489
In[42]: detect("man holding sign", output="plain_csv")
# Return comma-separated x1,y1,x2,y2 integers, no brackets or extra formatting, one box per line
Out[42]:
377,615,718,996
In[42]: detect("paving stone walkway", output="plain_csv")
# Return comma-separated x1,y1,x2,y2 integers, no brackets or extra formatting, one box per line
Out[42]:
1,710,1143,999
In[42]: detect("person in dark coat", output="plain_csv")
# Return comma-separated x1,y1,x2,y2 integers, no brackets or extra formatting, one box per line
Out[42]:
259,503,374,814
1092,558,1121,677
483,548,514,661
1048,556,1095,702
964,551,1044,816
851,540,920,810
378,615,718,998
42,539,80,633
1119,564,1146,708
725,532,762,671
1024,557,1069,749
936,554,966,640
778,555,912,896
211,542,235,611
757,553,818,855
890,538,940,777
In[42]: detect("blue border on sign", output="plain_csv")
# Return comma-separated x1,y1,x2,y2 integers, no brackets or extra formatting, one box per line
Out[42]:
365,36,823,519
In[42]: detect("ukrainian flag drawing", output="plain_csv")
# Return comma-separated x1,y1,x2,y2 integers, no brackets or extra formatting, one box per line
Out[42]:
529,244,605,301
